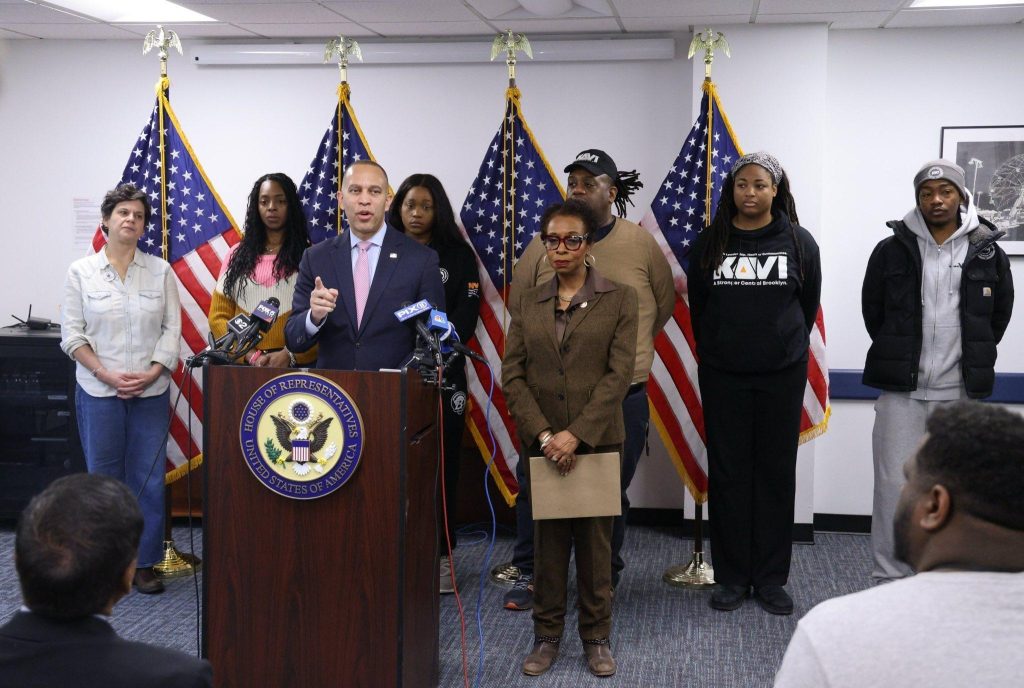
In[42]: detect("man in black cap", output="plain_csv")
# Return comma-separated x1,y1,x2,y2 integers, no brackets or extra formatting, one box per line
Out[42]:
861,159,1013,582
496,149,675,610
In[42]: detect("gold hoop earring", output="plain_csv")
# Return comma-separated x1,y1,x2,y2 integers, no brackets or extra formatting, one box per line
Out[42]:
542,254,549,264
584,253,596,268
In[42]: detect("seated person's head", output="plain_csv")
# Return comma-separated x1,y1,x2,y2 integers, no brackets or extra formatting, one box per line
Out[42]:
895,401,1024,570
15,473,143,618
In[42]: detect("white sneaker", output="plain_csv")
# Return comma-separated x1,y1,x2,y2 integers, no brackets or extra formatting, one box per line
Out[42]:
439,555,454,594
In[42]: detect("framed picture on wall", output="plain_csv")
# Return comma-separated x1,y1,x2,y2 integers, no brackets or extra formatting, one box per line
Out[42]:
941,125,1024,255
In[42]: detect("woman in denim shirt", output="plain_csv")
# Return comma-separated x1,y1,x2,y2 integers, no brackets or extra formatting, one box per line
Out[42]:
60,184,181,595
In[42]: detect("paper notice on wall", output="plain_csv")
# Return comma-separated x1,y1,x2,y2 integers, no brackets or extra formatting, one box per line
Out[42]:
73,198,101,253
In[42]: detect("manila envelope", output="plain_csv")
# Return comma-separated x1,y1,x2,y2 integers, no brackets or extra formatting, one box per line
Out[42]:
529,452,621,520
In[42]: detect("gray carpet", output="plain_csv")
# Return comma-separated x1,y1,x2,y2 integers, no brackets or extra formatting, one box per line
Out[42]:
0,523,872,687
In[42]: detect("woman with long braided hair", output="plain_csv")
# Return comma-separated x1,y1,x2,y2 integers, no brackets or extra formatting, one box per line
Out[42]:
685,152,821,616
209,172,315,367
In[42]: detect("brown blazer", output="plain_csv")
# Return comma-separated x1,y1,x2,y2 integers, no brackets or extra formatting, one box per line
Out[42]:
502,268,638,451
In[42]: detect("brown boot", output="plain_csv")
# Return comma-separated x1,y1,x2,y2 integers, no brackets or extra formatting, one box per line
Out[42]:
583,639,616,677
522,638,560,676
132,567,165,595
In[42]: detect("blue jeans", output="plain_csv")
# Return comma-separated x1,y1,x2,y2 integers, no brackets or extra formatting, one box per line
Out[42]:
75,386,169,568
511,384,649,584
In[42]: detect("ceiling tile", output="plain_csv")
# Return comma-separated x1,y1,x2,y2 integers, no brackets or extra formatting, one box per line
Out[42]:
620,15,748,32
0,22,139,38
234,22,377,38
190,2,346,23
611,1,752,18
758,0,902,12
758,12,890,28
178,1,313,4
464,0,521,19
361,20,497,37
887,6,1024,27
0,3,99,23
323,1,480,22
0,26,36,38
489,17,623,33
117,22,264,38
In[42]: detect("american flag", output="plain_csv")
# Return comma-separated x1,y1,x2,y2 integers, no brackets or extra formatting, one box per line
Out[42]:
92,82,241,483
300,84,381,245
459,88,565,505
640,80,830,502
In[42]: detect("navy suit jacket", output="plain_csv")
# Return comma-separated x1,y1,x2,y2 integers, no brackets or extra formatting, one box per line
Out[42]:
0,611,212,688
285,227,445,370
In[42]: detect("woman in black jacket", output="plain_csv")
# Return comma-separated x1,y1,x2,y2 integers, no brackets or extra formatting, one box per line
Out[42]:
389,173,481,595
685,152,820,616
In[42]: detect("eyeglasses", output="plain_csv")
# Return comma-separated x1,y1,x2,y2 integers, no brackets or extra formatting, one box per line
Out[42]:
541,234,588,251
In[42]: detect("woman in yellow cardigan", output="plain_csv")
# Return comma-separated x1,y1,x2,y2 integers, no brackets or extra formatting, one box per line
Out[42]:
209,173,315,367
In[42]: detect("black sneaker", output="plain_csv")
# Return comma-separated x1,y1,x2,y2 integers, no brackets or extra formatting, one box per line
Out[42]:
710,584,748,611
754,585,793,615
504,573,534,610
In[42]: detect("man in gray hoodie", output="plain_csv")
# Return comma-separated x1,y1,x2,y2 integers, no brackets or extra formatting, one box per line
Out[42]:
861,159,1013,582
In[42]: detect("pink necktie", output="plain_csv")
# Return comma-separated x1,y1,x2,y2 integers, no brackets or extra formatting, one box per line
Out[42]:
354,240,371,327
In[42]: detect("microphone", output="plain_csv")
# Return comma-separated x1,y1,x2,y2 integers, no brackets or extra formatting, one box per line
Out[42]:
427,309,453,340
449,339,488,364
235,297,280,352
394,300,443,366
394,299,433,322
187,299,280,367
425,308,488,364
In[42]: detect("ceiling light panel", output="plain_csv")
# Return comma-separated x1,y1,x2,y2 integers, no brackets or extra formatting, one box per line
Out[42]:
40,0,215,22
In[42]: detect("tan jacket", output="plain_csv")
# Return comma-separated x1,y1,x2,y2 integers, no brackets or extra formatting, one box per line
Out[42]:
510,217,674,384
502,269,638,450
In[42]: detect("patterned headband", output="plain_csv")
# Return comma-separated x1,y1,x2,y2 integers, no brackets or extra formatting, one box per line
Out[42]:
731,152,783,184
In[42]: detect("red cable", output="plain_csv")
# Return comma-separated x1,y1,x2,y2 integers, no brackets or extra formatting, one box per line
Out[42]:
437,366,470,688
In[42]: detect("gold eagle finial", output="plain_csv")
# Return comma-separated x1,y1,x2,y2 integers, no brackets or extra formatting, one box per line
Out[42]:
324,36,363,84
143,25,182,77
688,28,731,81
491,30,533,84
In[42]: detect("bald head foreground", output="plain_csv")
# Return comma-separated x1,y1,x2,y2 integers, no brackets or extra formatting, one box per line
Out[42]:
774,401,1024,688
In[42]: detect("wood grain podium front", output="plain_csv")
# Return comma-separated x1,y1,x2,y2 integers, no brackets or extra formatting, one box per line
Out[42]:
202,365,440,688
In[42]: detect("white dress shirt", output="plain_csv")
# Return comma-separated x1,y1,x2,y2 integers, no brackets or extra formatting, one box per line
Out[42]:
61,248,181,397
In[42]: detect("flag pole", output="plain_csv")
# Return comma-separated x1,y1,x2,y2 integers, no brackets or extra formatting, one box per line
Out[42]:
492,29,533,289
324,36,362,237
487,29,535,585
143,25,198,581
663,28,731,590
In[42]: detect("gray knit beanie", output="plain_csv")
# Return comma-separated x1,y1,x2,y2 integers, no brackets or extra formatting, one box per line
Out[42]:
914,159,968,201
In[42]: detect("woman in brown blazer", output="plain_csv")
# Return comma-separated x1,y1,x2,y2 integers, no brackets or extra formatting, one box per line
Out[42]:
502,199,638,678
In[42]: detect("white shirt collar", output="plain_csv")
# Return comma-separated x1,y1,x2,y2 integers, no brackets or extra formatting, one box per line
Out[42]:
349,224,387,250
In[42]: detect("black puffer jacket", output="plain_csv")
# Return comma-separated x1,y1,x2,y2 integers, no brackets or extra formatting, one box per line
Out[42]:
861,217,1014,398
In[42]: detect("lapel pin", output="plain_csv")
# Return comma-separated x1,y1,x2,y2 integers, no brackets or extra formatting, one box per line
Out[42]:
580,301,588,309
389,252,398,259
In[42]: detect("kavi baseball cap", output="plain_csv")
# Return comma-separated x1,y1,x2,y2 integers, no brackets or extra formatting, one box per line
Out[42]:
564,149,618,179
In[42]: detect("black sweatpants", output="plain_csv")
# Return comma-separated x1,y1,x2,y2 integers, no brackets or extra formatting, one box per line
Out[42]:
698,360,806,588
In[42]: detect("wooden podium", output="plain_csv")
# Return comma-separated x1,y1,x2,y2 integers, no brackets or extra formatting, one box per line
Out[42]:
202,365,440,688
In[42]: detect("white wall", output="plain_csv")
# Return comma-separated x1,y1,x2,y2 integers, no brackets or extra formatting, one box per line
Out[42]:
2,25,1023,518
0,38,690,323
815,25,1024,516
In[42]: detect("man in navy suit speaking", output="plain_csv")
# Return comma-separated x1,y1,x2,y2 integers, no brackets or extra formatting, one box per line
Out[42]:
286,160,444,371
